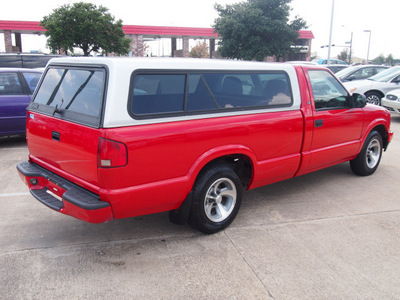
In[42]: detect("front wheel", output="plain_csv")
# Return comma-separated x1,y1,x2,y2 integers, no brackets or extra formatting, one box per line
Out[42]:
189,164,243,234
350,131,383,176
365,91,382,106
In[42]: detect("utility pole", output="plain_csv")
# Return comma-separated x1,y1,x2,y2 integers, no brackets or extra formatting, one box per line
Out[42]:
364,30,371,64
342,25,353,64
348,31,353,64
327,0,335,64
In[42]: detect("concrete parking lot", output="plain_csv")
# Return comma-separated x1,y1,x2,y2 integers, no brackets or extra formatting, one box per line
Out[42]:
1,117,400,300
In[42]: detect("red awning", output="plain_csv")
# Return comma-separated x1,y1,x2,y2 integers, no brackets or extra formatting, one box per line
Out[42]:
298,30,314,39
0,20,314,39
122,25,218,37
0,20,45,32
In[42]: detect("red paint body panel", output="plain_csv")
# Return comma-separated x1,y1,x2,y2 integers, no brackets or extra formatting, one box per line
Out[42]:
99,111,304,218
359,104,392,142
60,201,113,224
298,107,364,174
26,113,101,191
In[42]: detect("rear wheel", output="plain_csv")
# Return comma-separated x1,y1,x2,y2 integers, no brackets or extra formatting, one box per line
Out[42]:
189,164,243,234
350,130,383,176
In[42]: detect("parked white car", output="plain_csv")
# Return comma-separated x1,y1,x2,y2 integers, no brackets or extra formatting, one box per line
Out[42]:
336,65,388,82
343,66,400,105
382,89,400,116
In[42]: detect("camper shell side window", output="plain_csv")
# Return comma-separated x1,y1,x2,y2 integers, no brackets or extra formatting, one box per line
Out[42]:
129,70,293,118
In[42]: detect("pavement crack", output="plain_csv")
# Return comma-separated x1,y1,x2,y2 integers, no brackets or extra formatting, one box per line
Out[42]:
224,230,275,300
238,208,400,231
0,232,198,256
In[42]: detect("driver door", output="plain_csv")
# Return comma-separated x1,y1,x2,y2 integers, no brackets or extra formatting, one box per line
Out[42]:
306,69,364,172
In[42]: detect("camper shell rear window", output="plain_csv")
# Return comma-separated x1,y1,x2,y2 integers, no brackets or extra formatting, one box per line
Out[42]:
129,70,293,118
29,66,106,127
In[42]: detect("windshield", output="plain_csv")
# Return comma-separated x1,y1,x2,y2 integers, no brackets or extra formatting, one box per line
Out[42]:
336,66,357,78
368,67,400,82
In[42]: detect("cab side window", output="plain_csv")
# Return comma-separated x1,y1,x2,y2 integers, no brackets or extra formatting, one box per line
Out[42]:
308,70,350,110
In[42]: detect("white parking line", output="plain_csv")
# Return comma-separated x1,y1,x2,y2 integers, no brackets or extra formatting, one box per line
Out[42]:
0,192,30,197
0,148,27,151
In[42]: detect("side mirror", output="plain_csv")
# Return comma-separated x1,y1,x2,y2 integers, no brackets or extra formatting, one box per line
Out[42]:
352,93,367,108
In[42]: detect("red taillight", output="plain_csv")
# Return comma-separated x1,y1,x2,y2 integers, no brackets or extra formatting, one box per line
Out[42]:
98,138,128,168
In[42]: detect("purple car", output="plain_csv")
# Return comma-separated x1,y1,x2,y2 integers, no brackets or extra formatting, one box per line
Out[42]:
0,68,42,137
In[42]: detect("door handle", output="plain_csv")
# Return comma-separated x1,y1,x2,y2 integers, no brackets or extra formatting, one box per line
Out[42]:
315,119,323,128
52,131,60,142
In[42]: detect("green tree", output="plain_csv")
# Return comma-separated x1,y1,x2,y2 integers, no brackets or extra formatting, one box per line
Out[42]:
213,0,307,61
189,41,209,58
40,2,131,56
337,49,348,63
385,54,394,66
373,54,385,65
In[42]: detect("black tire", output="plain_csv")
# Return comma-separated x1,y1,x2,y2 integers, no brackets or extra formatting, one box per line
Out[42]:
189,164,243,234
350,130,383,176
365,91,382,106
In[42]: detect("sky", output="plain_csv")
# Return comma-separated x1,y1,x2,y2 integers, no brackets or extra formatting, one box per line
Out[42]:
0,0,398,60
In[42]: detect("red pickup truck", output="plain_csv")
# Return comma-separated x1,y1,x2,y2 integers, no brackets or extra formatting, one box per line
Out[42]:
17,58,393,233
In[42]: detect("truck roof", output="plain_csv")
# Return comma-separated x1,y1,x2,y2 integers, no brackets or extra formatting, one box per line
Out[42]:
47,57,297,72
44,56,303,128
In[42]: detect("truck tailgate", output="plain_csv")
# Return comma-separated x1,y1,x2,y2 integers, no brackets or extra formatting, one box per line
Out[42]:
26,112,101,191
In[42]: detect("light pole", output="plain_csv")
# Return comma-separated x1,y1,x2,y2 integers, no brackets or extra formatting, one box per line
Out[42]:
364,30,371,64
327,0,335,64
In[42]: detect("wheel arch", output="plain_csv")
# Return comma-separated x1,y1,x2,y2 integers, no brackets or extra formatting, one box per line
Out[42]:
364,90,384,105
361,123,390,151
364,89,385,99
372,124,390,150
188,145,256,191
170,146,256,226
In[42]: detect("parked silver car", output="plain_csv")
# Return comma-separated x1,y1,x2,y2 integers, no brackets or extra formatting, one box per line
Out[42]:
343,66,400,105
325,65,349,73
336,65,388,82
